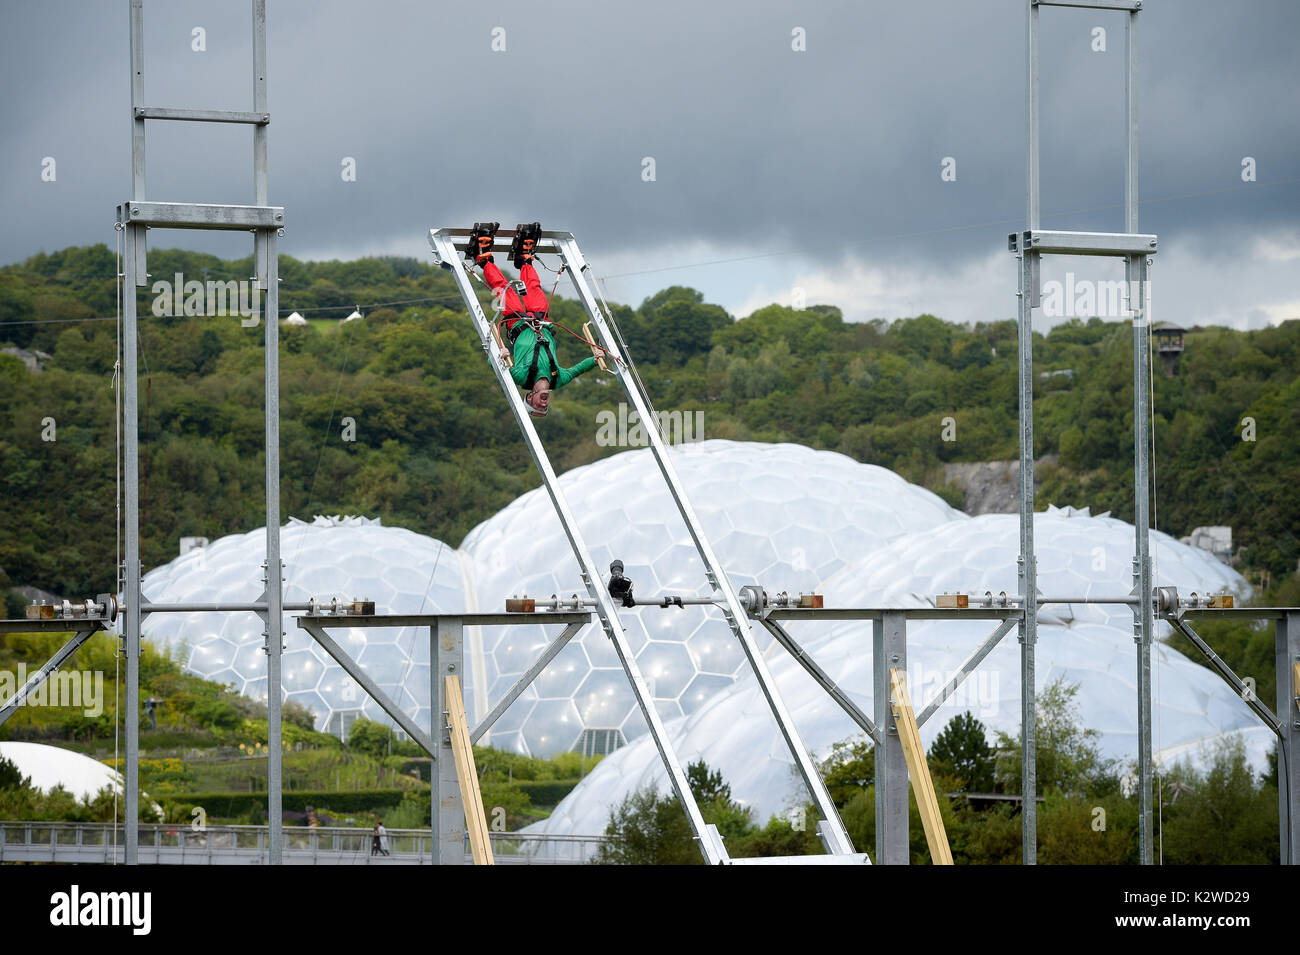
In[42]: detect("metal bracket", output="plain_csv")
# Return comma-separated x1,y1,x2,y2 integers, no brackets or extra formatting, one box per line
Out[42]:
1009,229,1156,257
118,201,284,231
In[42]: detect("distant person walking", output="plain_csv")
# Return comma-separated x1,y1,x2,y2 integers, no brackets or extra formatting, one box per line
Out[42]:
378,823,390,856
371,823,383,857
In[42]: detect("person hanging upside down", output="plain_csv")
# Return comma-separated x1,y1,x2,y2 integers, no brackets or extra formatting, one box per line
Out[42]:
468,221,610,417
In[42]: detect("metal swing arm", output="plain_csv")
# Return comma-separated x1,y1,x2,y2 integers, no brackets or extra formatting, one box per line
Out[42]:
428,226,862,863
556,234,858,859
428,227,728,865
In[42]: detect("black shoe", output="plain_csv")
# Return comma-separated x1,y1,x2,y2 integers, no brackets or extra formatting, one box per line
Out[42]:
511,221,542,268
466,221,500,264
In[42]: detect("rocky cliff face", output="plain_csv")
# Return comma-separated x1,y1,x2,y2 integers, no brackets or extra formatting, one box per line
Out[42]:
943,456,1058,515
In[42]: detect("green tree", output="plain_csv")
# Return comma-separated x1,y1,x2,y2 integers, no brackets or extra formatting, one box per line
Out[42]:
995,679,1115,798
345,717,420,757
819,737,874,808
838,786,960,864
595,759,756,864
685,759,730,804
593,787,700,865
928,712,995,793
1158,736,1278,864
1037,793,1139,864
0,754,30,790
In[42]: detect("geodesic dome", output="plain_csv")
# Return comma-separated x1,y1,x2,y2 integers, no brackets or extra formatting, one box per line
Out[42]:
533,507,1267,835
138,515,471,736
839,504,1245,635
458,440,962,755
0,742,123,802
0,741,168,820
135,443,960,748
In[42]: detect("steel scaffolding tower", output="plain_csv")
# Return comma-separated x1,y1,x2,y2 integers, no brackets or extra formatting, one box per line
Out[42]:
116,0,285,864
1011,0,1157,863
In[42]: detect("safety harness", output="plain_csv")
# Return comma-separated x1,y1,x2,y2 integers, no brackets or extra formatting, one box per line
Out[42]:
508,312,558,390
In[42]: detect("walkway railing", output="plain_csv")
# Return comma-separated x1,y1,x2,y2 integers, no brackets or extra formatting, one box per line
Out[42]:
0,821,605,865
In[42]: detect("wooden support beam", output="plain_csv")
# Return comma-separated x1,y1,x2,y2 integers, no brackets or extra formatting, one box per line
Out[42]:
445,674,495,866
492,322,513,368
888,667,954,865
583,322,608,372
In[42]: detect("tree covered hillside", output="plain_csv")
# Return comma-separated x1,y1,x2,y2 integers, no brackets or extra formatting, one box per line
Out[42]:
1,244,1296,604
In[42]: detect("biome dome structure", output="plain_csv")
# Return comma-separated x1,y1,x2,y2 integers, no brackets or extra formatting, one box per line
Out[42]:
138,515,472,737
533,507,1265,835
0,742,167,820
0,742,124,803
845,505,1244,636
136,444,1260,803
135,442,962,751
458,440,962,755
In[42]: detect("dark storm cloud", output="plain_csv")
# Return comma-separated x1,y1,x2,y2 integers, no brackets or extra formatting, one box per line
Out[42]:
2,0,1297,284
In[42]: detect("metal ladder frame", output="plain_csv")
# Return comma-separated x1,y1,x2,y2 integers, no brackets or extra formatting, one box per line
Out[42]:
1010,0,1157,864
116,0,286,864
429,227,862,864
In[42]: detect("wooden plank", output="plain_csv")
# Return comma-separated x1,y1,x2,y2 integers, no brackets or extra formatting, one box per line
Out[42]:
888,667,954,865
582,322,608,372
492,322,513,368
445,674,495,865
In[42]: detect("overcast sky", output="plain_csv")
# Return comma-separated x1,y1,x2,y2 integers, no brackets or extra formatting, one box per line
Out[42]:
3,0,1297,329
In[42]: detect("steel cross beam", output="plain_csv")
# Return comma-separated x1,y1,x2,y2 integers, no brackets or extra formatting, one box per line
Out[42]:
471,622,587,744
297,620,437,755
762,607,1023,622
748,605,1020,863
1168,611,1297,864
1034,0,1142,10
1166,617,1282,737
0,619,112,633
555,233,857,859
915,618,1019,728
296,611,589,865
756,616,881,745
428,228,728,865
752,610,1023,741
0,629,100,727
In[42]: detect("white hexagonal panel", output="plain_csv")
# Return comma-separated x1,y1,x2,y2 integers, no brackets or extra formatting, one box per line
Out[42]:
459,440,963,754
532,506,1264,836
136,515,470,737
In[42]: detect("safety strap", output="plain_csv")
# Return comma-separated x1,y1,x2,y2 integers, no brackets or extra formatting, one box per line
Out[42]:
506,311,547,345
520,320,559,390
